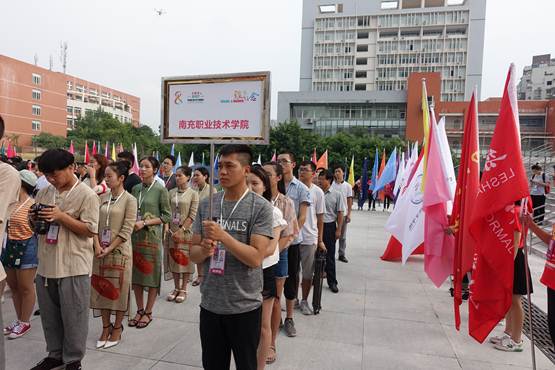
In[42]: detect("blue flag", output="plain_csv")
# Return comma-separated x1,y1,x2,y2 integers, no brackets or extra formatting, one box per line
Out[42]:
373,147,398,193
369,149,379,191
175,152,182,169
358,157,369,209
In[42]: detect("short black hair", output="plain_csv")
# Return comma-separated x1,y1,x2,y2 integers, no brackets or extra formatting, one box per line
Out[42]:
118,150,135,165
279,151,295,163
318,169,334,182
195,166,210,180
139,156,160,172
163,155,176,166
176,165,192,177
0,114,4,138
532,163,542,171
333,163,345,172
108,161,131,180
299,160,316,172
38,149,75,174
219,144,253,166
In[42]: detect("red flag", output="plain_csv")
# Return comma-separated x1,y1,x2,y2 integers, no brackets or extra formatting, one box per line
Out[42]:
380,236,424,261
84,141,90,164
451,92,480,330
316,150,328,169
468,65,529,343
92,141,97,156
311,149,317,165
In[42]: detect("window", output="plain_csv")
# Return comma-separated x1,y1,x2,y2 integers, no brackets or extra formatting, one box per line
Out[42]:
357,44,368,52
548,81,553,86
32,105,41,116
356,71,367,78
357,32,369,39
356,58,368,65
381,1,398,9
67,106,73,114
32,89,41,100
355,84,366,91
447,0,465,5
67,119,74,129
32,120,41,131
319,4,336,13
32,73,41,85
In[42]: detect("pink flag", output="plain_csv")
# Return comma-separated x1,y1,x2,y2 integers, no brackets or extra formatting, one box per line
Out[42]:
92,141,97,156
84,141,90,164
271,150,276,162
423,111,454,287
69,140,75,155
6,141,13,158
104,141,109,157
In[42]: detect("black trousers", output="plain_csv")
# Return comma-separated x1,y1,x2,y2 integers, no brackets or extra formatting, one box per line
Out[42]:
531,194,546,224
384,196,391,210
323,222,337,286
200,307,262,370
548,287,555,350
284,243,301,301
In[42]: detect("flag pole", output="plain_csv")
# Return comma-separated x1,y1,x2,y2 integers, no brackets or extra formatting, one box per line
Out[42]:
521,197,537,370
209,143,215,220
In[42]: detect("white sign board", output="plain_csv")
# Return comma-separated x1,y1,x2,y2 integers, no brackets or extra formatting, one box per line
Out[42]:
161,72,270,144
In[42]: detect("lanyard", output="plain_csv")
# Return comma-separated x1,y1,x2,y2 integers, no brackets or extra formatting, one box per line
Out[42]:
138,181,155,210
175,188,188,208
164,174,174,186
105,191,125,227
219,189,250,227
52,178,79,209
271,194,280,206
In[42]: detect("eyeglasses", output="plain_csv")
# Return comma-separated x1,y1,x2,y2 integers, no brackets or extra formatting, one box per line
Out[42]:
278,159,292,164
298,167,312,173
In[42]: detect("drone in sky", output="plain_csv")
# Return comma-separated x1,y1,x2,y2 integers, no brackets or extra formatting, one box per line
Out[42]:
154,8,166,16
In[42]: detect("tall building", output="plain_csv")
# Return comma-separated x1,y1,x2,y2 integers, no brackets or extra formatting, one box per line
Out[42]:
518,54,555,101
0,54,140,148
300,0,486,101
279,0,486,137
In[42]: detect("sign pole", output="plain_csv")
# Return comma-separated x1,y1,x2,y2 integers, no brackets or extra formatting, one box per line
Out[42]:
209,143,215,220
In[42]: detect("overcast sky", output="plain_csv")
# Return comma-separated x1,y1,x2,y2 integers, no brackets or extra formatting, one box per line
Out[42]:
1,0,554,131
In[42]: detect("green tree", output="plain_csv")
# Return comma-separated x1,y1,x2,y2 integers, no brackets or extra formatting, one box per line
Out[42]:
32,132,68,150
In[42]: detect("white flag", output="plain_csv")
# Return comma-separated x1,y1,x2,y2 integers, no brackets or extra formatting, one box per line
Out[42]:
393,151,405,197
385,157,425,264
188,152,195,167
436,117,457,213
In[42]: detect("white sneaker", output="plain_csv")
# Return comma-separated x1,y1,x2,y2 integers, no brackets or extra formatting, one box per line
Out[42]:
489,333,510,345
300,300,313,316
494,337,524,352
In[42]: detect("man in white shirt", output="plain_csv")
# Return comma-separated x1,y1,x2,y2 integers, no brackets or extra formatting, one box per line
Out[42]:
297,160,325,315
331,165,353,263
0,115,22,370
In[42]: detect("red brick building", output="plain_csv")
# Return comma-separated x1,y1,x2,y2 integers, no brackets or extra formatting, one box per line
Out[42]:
0,54,140,150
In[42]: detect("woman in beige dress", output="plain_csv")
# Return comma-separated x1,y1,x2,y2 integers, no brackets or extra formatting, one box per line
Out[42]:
191,166,216,286
165,166,199,303
91,161,138,349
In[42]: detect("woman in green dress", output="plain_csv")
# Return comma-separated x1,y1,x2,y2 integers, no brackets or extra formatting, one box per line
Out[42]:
165,165,199,303
129,156,171,329
91,161,137,349
191,166,216,286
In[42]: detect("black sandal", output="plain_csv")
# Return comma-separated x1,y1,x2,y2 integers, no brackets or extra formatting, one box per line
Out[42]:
136,312,153,329
128,309,145,327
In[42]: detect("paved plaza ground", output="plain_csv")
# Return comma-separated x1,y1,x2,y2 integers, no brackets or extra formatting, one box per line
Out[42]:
4,209,554,369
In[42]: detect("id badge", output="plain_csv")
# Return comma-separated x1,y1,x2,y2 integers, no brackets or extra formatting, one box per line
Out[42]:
209,244,226,275
100,228,112,248
46,224,60,245
172,211,181,225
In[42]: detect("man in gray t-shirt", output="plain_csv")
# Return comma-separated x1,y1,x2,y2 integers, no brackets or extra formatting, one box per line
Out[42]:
191,144,273,370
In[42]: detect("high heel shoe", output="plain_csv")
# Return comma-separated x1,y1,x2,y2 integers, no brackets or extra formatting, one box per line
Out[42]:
96,324,112,349
104,325,124,349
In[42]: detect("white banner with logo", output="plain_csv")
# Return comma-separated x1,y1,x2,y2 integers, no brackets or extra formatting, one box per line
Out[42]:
161,72,270,144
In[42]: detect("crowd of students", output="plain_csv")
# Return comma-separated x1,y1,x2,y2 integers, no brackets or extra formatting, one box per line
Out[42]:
0,115,355,370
